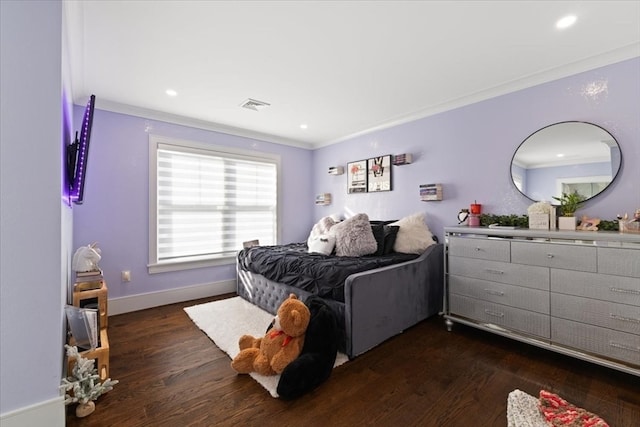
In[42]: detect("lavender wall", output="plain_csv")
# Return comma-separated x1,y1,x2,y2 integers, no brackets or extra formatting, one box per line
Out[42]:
1,0,66,421
72,110,313,299
313,58,640,240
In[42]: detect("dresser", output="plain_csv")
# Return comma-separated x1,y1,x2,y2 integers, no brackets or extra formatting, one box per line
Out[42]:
444,226,640,376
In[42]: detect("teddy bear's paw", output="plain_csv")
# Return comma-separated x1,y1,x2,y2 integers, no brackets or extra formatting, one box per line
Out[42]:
253,354,277,376
230,348,260,374
238,334,259,350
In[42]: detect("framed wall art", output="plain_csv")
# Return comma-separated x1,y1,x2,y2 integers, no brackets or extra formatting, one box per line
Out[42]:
367,155,392,192
347,160,367,193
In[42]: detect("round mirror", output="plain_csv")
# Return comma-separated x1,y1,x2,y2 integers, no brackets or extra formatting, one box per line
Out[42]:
511,121,621,203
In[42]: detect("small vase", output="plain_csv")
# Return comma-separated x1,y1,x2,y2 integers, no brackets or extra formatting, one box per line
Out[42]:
558,216,577,231
76,401,95,418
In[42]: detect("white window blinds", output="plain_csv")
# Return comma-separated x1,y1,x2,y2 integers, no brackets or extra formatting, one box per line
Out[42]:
153,141,278,266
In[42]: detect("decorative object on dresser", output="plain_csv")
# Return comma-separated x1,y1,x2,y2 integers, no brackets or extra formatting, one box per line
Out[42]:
578,216,600,231
444,226,639,376
527,201,554,230
553,191,585,230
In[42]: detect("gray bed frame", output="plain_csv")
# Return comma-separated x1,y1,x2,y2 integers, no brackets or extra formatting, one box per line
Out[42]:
236,243,444,358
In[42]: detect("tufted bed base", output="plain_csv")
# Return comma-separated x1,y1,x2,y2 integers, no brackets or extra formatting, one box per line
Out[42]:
237,243,444,358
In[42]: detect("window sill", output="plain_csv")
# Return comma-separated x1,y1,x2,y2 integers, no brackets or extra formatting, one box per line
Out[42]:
148,254,236,274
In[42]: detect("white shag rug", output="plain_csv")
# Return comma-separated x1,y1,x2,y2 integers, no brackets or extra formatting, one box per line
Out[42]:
184,296,348,398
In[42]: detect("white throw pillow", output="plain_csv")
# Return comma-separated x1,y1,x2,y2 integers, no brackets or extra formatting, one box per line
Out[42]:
329,213,378,257
390,212,436,254
307,216,337,247
307,234,336,255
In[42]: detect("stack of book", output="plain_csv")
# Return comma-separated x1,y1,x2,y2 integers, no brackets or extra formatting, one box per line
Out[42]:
315,193,332,205
420,183,443,201
75,269,103,290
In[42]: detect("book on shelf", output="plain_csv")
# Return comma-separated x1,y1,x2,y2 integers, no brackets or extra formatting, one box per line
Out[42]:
75,269,104,290
419,183,443,201
75,268,103,277
65,305,98,350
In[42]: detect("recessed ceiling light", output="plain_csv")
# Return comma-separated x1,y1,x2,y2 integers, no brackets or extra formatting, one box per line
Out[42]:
165,89,178,97
557,153,565,158
300,124,308,130
556,15,577,29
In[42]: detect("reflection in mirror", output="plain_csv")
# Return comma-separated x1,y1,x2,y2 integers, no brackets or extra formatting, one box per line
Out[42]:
511,121,621,203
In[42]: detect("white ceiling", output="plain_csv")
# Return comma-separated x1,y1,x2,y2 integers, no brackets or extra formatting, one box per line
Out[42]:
64,1,640,149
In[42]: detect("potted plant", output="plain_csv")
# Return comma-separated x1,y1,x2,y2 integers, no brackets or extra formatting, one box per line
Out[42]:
552,191,585,230
61,345,118,417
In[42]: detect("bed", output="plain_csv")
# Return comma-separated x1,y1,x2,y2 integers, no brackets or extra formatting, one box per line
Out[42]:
236,213,444,358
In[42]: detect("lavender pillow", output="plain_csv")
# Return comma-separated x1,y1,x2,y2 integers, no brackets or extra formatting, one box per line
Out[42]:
329,213,377,257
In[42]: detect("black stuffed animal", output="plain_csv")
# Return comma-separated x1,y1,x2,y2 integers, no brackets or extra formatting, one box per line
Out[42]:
276,295,339,400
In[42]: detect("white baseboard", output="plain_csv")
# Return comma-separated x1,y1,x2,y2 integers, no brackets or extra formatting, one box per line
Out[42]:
108,279,236,315
0,396,65,427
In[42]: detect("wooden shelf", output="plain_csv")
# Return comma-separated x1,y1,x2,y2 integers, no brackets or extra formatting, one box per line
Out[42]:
69,328,110,381
73,280,107,329
69,280,110,380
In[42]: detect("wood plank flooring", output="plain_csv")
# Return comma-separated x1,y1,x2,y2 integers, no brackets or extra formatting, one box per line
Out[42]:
66,293,639,426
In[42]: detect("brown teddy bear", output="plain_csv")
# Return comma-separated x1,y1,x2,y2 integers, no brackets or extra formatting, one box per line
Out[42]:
231,294,310,376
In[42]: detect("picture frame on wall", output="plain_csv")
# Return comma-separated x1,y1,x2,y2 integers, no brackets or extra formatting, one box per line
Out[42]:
367,155,392,192
347,160,367,193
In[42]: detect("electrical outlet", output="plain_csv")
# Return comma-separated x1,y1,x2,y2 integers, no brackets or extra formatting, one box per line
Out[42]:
121,270,131,282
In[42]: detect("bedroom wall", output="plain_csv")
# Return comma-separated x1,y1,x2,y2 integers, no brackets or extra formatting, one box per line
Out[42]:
312,57,640,241
72,110,314,303
1,0,66,424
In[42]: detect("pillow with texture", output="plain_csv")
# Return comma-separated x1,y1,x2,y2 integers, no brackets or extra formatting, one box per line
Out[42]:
382,225,400,255
390,212,436,254
307,216,337,247
370,224,386,256
329,213,378,257
307,234,336,255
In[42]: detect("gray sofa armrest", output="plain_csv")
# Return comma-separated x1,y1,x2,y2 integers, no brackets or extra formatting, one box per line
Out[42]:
344,243,444,357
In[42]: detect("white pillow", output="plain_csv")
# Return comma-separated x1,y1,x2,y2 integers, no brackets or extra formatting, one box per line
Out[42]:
307,234,336,255
390,212,436,254
328,213,377,257
306,216,337,247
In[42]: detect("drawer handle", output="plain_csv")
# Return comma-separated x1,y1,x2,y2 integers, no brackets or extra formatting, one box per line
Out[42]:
475,247,482,251
610,287,640,296
484,309,504,318
546,253,554,259
609,342,640,353
609,313,640,324
484,289,505,296
484,268,504,275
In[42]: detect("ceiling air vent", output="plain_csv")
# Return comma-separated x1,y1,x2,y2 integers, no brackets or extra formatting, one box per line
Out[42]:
240,98,270,111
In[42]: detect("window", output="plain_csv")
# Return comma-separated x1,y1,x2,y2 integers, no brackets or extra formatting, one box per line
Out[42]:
149,135,279,273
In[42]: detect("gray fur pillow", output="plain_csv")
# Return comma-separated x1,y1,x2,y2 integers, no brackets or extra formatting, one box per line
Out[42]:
329,213,377,257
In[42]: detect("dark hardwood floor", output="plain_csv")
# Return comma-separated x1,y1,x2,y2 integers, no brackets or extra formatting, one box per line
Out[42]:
66,293,639,427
